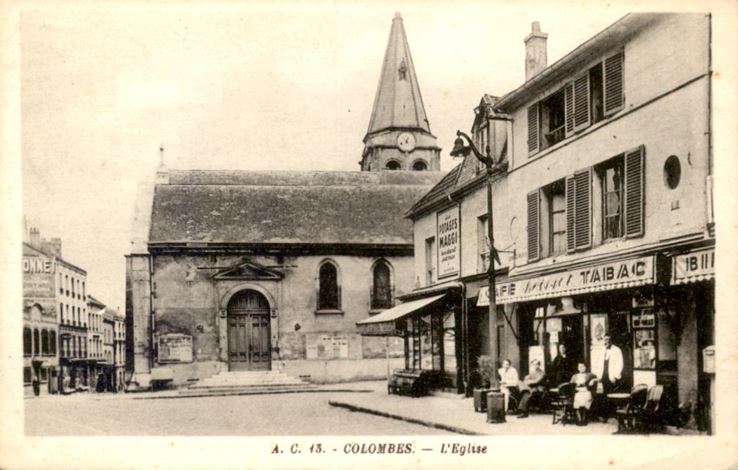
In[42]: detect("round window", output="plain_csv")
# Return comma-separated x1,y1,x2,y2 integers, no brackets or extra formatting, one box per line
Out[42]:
663,155,681,189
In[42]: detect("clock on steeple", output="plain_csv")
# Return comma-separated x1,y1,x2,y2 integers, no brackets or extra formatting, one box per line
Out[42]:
360,13,440,172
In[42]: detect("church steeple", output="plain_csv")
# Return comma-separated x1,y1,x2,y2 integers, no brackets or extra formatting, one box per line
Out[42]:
361,13,440,172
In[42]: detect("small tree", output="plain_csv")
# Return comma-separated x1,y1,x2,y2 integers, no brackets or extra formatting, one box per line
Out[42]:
477,355,496,388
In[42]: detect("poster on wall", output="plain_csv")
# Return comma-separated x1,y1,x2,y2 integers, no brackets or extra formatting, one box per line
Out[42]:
436,205,460,278
306,334,350,359
158,334,193,363
589,314,608,347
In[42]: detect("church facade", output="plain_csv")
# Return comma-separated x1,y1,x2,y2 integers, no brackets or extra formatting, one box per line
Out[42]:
125,14,444,386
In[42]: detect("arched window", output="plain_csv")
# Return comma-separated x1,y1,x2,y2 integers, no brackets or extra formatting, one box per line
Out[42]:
318,260,340,311
412,160,428,171
23,328,32,356
386,160,402,170
33,329,40,356
41,330,49,355
371,260,393,310
49,331,56,355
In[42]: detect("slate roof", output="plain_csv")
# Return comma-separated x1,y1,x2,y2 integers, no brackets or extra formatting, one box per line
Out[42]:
149,170,443,246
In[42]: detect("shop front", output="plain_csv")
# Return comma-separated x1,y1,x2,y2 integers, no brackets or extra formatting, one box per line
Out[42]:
357,283,464,393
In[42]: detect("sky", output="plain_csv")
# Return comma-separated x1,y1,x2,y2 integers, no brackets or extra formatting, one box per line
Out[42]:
19,2,635,310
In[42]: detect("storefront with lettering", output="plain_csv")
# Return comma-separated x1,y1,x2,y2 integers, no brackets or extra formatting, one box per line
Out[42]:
478,255,684,392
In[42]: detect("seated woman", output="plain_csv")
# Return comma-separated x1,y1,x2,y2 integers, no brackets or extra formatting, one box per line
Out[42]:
497,359,520,414
570,362,597,426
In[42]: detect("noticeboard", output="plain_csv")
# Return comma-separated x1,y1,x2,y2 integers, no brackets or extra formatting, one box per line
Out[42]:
158,334,193,363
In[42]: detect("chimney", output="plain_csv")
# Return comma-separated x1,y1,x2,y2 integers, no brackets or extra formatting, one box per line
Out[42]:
29,227,40,248
155,144,170,185
524,21,548,81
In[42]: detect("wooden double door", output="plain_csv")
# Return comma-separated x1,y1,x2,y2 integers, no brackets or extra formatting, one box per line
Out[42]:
227,290,271,371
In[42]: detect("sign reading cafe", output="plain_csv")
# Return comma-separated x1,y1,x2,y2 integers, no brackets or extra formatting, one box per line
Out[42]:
437,205,460,278
478,256,656,305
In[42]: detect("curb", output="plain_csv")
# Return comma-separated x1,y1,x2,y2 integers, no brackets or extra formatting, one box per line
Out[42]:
132,388,374,400
328,400,483,435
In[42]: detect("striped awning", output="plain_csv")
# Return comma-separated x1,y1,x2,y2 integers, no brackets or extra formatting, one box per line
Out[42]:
356,294,446,336
672,248,714,285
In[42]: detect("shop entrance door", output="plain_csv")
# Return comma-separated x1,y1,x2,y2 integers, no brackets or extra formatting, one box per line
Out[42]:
227,290,271,371
561,315,585,366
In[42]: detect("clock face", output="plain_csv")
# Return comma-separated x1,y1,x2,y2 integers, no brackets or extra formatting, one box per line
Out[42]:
397,132,416,152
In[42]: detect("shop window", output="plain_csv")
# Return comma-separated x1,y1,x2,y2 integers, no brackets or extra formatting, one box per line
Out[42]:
41,329,49,355
50,331,56,355
33,329,40,356
317,260,340,311
477,215,490,272
23,328,32,356
371,260,393,310
23,367,32,384
424,237,435,285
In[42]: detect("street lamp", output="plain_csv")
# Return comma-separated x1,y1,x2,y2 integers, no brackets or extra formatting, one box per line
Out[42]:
450,130,507,391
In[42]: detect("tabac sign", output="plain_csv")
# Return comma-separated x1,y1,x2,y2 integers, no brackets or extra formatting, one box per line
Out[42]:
478,255,656,305
437,205,460,279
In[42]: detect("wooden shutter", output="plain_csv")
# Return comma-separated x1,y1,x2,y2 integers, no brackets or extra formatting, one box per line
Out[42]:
527,190,540,261
603,51,624,115
572,74,590,131
565,169,592,252
624,145,645,238
527,103,539,155
564,83,574,136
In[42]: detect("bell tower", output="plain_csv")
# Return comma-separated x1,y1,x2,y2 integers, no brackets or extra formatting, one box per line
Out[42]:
360,13,440,172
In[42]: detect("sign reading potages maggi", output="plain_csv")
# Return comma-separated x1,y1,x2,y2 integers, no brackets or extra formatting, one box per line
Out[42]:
437,205,460,278
478,255,655,305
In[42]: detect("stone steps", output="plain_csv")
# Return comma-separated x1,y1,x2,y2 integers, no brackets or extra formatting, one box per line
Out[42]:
178,370,316,397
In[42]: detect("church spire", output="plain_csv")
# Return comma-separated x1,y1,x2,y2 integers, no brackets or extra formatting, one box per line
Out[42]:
360,13,439,172
366,12,431,137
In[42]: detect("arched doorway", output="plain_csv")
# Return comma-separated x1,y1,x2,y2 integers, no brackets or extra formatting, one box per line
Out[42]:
227,289,271,370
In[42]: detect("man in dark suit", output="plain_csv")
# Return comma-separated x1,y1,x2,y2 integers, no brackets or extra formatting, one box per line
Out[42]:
549,344,576,387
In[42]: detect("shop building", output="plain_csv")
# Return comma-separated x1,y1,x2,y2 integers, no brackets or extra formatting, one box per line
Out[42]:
125,13,444,387
87,295,106,390
474,13,715,431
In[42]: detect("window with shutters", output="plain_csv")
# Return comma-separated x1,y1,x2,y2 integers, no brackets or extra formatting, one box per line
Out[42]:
595,145,646,242
566,169,593,252
541,180,567,257
527,191,540,261
528,50,624,157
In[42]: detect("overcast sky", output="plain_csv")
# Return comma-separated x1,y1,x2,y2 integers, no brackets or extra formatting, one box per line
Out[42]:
20,2,637,310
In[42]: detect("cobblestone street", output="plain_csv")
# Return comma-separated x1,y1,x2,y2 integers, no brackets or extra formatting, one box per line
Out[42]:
24,391,447,436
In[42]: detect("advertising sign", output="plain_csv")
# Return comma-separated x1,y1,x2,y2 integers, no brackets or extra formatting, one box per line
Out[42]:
306,334,350,359
436,205,460,279
478,255,655,305
672,248,714,285
158,334,193,363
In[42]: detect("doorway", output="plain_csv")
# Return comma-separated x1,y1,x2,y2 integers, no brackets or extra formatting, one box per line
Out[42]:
227,289,271,371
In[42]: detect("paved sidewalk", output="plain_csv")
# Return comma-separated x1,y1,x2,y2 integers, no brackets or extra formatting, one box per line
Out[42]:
329,381,619,435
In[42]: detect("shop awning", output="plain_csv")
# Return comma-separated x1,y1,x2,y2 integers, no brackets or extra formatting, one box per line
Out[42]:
672,247,714,285
356,294,446,336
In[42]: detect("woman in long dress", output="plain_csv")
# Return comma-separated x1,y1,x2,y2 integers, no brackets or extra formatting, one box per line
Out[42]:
570,362,597,426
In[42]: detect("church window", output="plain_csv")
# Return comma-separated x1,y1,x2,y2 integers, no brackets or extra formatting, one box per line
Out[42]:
412,160,428,171
371,260,393,310
386,160,402,170
317,260,341,311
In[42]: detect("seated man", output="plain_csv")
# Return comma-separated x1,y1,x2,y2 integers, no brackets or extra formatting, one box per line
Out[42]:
516,359,546,418
497,359,520,413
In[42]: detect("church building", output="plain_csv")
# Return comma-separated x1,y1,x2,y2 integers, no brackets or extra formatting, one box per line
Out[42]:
125,13,444,386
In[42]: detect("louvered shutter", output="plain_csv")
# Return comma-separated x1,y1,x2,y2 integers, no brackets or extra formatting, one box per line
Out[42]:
565,175,576,252
624,146,645,238
527,103,539,156
527,191,540,261
603,51,624,115
564,83,574,136
565,169,592,252
572,74,590,131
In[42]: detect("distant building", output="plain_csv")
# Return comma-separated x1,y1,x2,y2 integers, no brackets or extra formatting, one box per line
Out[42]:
125,13,444,387
23,227,88,395
102,308,116,391
87,295,106,390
